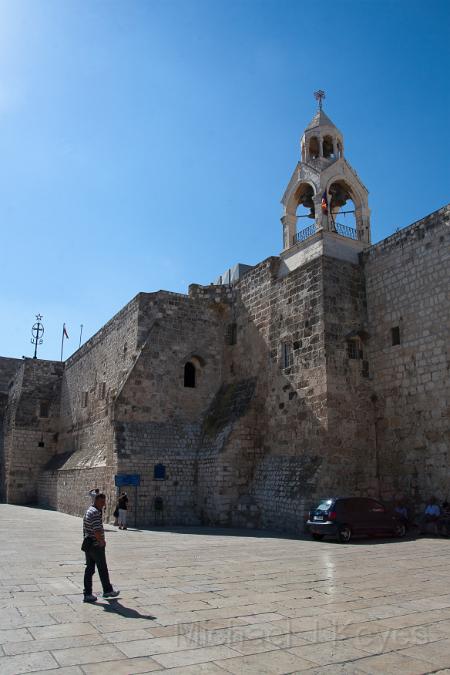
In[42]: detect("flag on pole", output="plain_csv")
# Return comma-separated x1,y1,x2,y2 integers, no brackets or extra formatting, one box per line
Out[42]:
61,324,69,362
321,191,328,214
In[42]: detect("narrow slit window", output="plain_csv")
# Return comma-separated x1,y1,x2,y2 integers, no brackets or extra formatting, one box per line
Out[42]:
391,326,400,346
282,342,294,369
226,323,237,345
82,391,88,407
184,362,196,388
39,401,49,418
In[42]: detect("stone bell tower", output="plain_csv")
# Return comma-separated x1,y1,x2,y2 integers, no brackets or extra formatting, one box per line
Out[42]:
281,91,371,256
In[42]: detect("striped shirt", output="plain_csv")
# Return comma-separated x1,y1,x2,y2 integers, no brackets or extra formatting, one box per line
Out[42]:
83,505,104,541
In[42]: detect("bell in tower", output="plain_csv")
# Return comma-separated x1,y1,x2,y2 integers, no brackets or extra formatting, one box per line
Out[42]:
281,91,371,252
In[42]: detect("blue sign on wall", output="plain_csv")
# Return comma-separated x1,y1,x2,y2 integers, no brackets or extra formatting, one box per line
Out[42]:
115,474,140,487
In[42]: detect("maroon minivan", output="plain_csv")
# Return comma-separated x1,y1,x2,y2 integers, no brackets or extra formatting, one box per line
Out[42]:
306,497,406,543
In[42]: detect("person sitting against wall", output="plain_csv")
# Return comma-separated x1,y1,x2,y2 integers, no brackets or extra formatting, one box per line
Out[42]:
419,496,441,535
118,492,129,530
438,500,450,537
394,499,410,527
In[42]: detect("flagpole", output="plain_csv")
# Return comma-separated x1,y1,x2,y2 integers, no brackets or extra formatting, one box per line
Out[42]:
79,324,83,349
60,324,65,362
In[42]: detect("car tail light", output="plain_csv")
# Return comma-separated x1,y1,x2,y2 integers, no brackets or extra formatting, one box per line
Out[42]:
328,511,337,521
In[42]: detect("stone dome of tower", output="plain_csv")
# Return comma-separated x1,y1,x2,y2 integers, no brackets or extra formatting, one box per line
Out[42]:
305,109,339,131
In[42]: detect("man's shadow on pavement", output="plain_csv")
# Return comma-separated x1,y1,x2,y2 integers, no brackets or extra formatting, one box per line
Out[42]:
99,599,156,621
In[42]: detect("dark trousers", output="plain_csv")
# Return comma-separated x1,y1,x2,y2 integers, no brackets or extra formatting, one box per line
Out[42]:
83,544,113,596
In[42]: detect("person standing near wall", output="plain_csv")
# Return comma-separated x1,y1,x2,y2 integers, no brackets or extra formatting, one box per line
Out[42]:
118,491,129,530
82,493,119,602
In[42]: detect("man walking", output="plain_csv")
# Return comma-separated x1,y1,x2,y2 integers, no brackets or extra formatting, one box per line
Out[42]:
82,492,119,603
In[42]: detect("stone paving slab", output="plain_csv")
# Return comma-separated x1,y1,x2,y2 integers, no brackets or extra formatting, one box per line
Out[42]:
1,505,450,673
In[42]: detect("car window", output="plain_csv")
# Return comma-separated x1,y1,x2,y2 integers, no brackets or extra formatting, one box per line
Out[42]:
316,500,333,511
365,499,386,512
338,498,382,514
337,499,360,513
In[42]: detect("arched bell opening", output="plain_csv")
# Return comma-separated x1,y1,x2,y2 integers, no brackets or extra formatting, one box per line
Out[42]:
328,180,359,239
295,183,316,222
309,136,320,160
323,135,334,159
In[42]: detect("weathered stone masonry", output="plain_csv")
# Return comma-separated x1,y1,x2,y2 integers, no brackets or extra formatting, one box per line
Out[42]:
1,106,448,533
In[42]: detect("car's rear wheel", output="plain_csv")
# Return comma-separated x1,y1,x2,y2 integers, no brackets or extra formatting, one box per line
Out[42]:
311,533,324,541
394,523,406,538
338,525,352,543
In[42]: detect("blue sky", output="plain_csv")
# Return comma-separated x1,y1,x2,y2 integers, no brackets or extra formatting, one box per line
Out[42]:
1,0,449,360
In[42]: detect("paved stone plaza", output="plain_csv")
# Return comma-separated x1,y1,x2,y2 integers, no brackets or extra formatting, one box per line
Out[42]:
1,506,450,674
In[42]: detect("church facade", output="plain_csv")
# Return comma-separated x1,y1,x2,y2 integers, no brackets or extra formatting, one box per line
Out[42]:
1,106,449,532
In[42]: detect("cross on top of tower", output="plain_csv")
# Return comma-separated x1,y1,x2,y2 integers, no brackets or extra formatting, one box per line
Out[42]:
314,89,325,111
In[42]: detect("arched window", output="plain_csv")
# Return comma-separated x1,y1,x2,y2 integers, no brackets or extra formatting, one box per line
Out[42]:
294,183,315,241
184,361,196,388
309,136,319,159
329,181,358,239
323,135,334,158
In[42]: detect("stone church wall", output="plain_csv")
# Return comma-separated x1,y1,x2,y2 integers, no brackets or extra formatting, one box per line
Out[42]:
227,256,329,532
39,295,143,516
322,256,377,496
112,288,231,526
2,203,448,532
363,205,450,505
4,359,63,504
0,357,22,501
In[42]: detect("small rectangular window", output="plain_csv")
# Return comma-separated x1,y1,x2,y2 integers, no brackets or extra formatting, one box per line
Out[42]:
391,326,400,346
226,323,237,346
347,339,362,360
282,342,293,369
154,464,166,480
99,382,106,399
39,401,49,418
82,391,88,408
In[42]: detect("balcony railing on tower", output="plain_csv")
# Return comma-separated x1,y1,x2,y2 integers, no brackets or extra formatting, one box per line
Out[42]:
294,221,359,245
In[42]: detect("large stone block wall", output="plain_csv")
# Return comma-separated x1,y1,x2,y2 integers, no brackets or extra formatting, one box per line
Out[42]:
0,357,22,501
322,256,377,496
58,295,142,452
116,289,229,425
48,295,145,515
5,359,63,504
0,357,22,393
224,256,329,531
2,204,448,534
363,205,450,504
114,420,200,527
38,464,113,518
113,287,234,526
